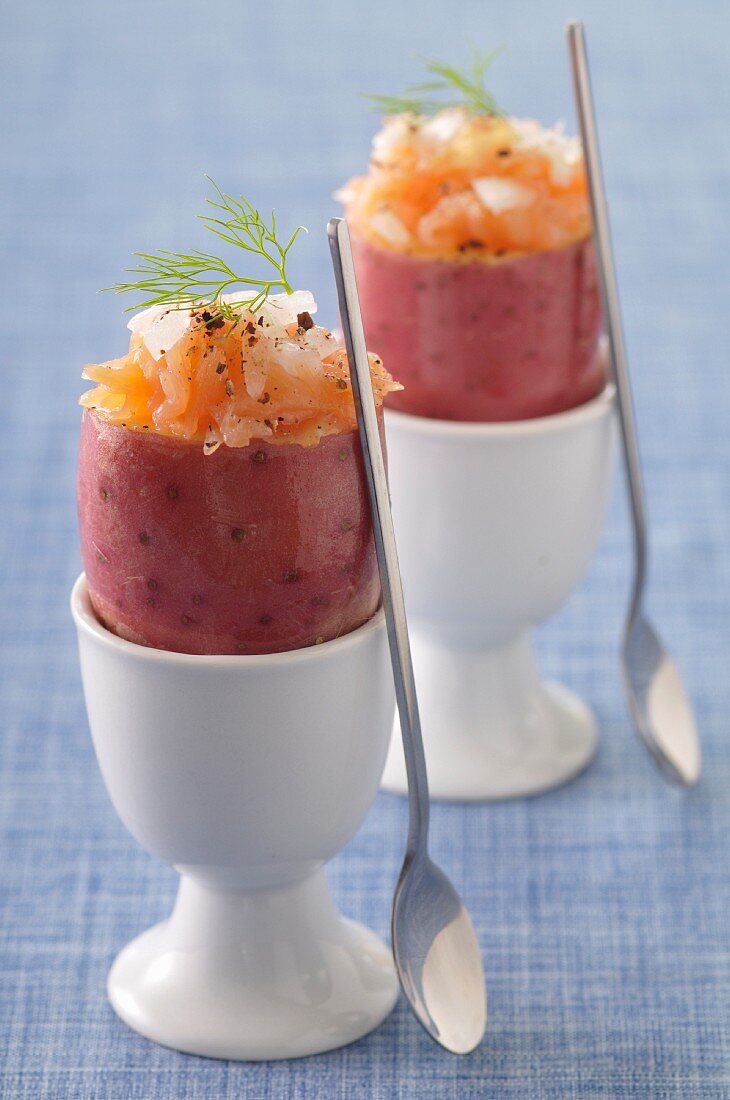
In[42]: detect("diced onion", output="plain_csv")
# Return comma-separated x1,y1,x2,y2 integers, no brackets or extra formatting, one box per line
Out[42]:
125,290,319,362
511,118,582,187
372,115,416,159
370,210,411,247
420,107,467,146
227,289,317,328
472,176,536,214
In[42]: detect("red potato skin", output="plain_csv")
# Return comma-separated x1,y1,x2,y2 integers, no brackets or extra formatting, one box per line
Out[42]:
78,410,383,655
351,231,605,422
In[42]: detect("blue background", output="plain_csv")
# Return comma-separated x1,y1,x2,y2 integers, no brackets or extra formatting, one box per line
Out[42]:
1,0,729,1095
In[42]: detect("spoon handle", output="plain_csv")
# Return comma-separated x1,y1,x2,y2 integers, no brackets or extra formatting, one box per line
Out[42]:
328,217,430,851
567,21,648,612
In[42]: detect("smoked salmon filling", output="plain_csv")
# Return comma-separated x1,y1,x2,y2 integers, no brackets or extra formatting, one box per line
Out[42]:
81,291,401,451
339,108,591,259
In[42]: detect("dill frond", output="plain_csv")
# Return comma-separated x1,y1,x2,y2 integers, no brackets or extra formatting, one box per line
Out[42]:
365,48,504,118
104,178,307,318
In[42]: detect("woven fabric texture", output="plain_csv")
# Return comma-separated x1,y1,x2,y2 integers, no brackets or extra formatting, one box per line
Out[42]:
1,0,728,1095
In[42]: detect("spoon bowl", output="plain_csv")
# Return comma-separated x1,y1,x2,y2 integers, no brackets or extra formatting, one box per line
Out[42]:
623,612,700,785
392,854,486,1053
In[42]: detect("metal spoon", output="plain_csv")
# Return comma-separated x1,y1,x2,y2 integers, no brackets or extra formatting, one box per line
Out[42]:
567,21,700,785
328,217,487,1054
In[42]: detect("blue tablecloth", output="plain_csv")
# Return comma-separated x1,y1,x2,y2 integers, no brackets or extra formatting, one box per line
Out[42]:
1,0,728,1095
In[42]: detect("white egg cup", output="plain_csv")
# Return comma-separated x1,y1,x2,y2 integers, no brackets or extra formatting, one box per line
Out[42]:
71,575,398,1061
381,385,617,801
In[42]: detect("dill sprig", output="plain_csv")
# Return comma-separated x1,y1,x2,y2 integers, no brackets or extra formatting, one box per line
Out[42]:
104,178,306,319
366,49,504,118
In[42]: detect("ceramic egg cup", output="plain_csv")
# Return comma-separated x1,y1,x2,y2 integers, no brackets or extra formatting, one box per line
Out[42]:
72,576,398,1061
381,384,617,802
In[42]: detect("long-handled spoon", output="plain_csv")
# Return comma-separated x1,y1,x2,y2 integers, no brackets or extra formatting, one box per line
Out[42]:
567,21,700,785
328,217,487,1053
